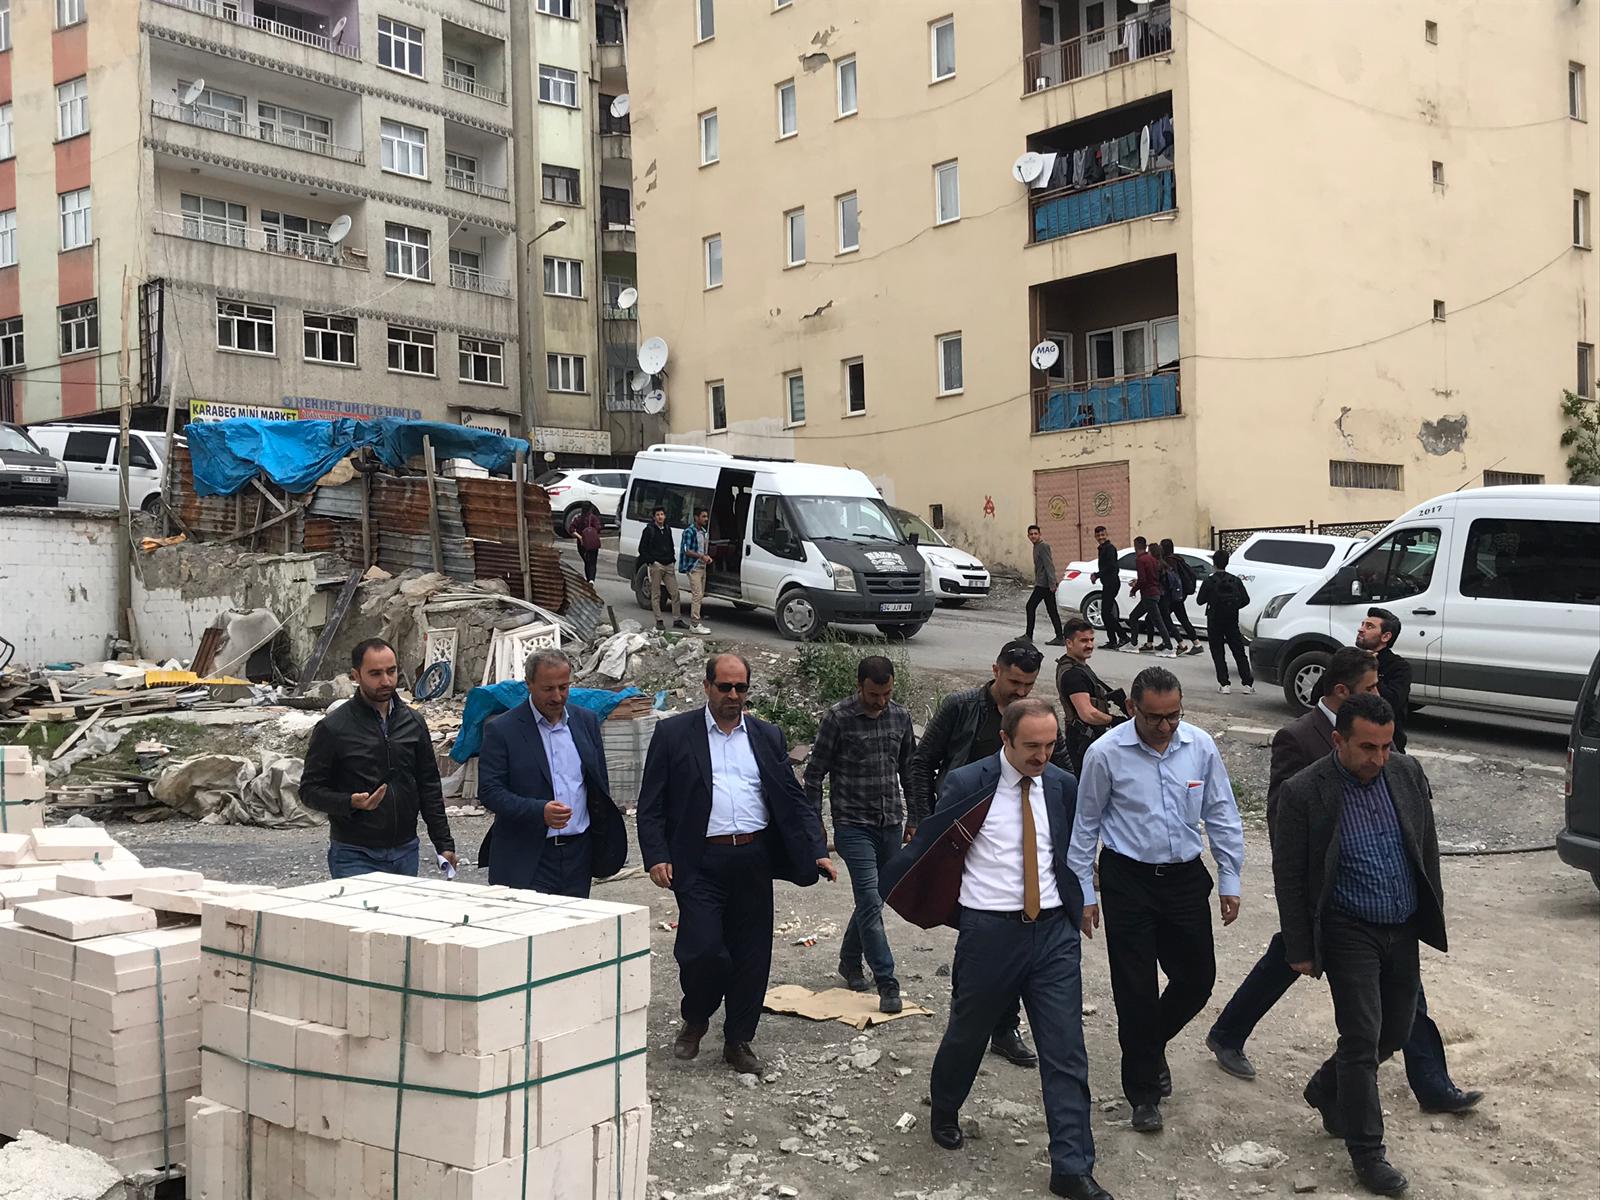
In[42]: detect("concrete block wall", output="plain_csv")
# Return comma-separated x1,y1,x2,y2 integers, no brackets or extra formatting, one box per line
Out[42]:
0,511,121,666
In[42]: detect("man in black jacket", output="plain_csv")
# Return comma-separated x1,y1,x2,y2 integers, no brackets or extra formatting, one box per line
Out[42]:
639,505,689,633
1091,526,1130,649
302,639,455,879
1355,608,1412,752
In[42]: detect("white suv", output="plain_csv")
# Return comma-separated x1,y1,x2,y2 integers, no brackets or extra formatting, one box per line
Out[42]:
537,468,629,535
1230,532,1363,636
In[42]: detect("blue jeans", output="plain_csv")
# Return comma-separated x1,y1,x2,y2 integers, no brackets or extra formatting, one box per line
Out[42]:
835,823,901,986
327,837,419,880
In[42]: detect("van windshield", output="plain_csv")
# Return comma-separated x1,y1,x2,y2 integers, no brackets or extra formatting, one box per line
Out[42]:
788,495,905,544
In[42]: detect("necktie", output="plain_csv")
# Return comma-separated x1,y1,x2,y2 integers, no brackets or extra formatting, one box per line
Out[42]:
1020,776,1041,920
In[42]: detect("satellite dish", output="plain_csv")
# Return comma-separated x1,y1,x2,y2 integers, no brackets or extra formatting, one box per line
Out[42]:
637,337,670,375
330,15,348,40
642,389,668,415
327,214,353,245
629,373,650,394
1012,152,1045,185
180,79,206,107
610,94,630,119
1030,340,1061,371
616,286,638,309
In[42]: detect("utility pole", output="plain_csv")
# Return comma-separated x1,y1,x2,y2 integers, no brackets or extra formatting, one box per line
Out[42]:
115,269,134,647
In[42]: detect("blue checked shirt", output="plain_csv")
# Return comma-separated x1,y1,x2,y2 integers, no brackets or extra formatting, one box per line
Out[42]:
1330,757,1416,925
679,523,709,573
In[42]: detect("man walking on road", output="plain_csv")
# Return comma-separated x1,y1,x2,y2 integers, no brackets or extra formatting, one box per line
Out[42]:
571,510,604,583
1356,608,1412,752
1070,666,1244,1133
1092,526,1131,649
1274,693,1448,1196
679,507,714,635
1127,537,1176,656
804,655,917,1014
1196,549,1254,693
639,505,689,633
1024,525,1066,646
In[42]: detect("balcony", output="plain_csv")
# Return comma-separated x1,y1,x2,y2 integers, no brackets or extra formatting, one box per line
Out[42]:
448,263,512,297
602,304,637,322
152,0,359,60
600,132,631,162
445,168,510,202
1032,168,1174,243
151,100,364,165
154,209,361,268
1024,3,1171,94
443,71,506,106
1033,371,1179,433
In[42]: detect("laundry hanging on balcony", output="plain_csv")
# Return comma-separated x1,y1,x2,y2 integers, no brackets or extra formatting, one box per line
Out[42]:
1048,115,1174,192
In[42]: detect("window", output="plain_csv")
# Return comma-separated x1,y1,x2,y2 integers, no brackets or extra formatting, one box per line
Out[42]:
0,104,13,161
1432,299,1446,321
844,357,865,415
387,325,436,376
57,77,88,140
603,275,634,308
1482,470,1545,487
836,56,857,117
303,312,357,365
601,185,632,226
459,337,504,385
0,317,21,369
384,223,432,280
1572,63,1588,121
378,17,425,77
537,0,574,16
1424,19,1437,44
784,371,806,425
57,0,85,29
776,80,797,138
774,0,792,8
380,120,428,177
59,300,98,356
931,17,956,81
704,234,723,288
1431,160,1444,187
539,65,579,107
785,208,805,266
59,188,91,251
937,333,964,394
547,352,587,393
1240,538,1337,570
443,55,477,85
625,478,713,527
261,209,331,258
255,102,332,151
126,437,157,471
542,164,581,205
753,494,804,560
1329,460,1403,490
1340,526,1440,604
544,257,583,298
837,192,859,253
1579,343,1594,399
1459,519,1600,604
1575,190,1591,249
181,193,247,246
934,160,960,224
696,0,714,41
708,381,727,432
0,1,9,52
699,110,719,164
448,247,483,288
62,430,113,464
0,210,13,268
177,80,245,132
216,300,275,356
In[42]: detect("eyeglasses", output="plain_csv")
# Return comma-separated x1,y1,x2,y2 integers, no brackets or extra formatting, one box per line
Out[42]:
1139,709,1184,728
712,681,750,695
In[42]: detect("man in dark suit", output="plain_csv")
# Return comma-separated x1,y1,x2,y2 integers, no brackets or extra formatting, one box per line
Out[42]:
881,698,1112,1200
478,648,627,896
1356,608,1412,752
637,653,836,1075
1275,692,1448,1196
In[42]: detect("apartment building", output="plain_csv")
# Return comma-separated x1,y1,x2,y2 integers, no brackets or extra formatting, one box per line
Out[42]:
627,0,1597,570
0,0,657,465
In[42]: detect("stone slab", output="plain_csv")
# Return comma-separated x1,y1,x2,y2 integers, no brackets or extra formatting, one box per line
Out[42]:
15,897,158,941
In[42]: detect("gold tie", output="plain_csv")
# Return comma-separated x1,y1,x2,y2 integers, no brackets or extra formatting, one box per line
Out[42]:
1020,775,1041,920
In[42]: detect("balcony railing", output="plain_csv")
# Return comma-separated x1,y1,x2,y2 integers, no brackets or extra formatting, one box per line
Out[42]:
1031,168,1175,243
1024,4,1172,94
152,0,360,59
445,169,511,201
443,72,506,105
602,304,637,321
1033,371,1179,434
151,100,365,165
155,210,358,267
449,264,512,297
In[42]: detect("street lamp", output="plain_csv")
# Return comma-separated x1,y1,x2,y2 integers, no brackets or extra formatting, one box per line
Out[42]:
521,218,568,445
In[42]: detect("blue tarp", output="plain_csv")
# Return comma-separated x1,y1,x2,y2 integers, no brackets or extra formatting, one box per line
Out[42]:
449,683,645,763
186,418,530,496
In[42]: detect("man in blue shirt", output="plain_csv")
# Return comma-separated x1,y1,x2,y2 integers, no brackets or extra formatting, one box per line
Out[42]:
1069,666,1245,1134
678,506,714,635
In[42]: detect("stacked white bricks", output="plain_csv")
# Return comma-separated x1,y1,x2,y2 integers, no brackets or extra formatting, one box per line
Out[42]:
187,874,653,1200
0,746,48,837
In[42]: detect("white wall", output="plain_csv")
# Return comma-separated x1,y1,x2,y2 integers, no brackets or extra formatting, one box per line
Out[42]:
1,512,121,666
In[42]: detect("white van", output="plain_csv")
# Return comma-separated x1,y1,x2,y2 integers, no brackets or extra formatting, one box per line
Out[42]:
1250,485,1600,720
618,445,935,640
27,424,169,514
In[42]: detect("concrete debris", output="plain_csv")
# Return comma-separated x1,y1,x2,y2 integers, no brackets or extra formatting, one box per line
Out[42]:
1210,1140,1290,1170
0,1130,129,1200
150,752,323,828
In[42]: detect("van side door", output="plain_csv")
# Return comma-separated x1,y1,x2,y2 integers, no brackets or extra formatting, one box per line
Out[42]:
1322,522,1450,699
60,429,119,508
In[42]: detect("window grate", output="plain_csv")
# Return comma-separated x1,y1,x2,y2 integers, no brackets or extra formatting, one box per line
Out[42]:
1329,460,1402,490
1483,470,1544,487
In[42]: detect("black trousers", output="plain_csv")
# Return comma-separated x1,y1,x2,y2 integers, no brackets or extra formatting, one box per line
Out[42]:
1307,912,1421,1161
1025,587,1063,639
1162,597,1198,641
931,908,1094,1175
950,936,1024,1037
1128,596,1173,646
579,546,599,582
1208,616,1253,686
1099,849,1216,1105
528,831,593,898
673,840,775,1045
1100,584,1129,644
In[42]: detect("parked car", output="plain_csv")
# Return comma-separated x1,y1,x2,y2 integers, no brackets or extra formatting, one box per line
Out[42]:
1231,531,1364,636
26,424,168,514
1559,651,1600,890
0,423,68,506
891,507,990,606
1251,485,1600,718
536,467,629,536
1055,542,1216,633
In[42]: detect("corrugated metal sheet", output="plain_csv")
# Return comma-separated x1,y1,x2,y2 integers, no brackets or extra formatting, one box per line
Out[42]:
557,560,605,641
377,531,474,580
458,477,555,544
308,482,364,519
470,541,565,611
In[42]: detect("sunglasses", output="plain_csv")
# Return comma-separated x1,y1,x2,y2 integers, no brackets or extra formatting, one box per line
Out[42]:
712,681,750,695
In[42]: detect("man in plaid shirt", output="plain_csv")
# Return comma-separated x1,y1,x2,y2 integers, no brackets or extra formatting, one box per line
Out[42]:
804,655,916,1014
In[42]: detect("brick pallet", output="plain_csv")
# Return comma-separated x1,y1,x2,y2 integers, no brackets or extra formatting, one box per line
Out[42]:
187,874,652,1200
0,745,48,836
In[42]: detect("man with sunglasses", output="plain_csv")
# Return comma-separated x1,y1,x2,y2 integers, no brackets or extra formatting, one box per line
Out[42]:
1070,666,1245,1134
638,654,836,1076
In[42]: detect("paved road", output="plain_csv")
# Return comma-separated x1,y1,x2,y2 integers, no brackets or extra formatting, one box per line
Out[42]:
568,544,1568,765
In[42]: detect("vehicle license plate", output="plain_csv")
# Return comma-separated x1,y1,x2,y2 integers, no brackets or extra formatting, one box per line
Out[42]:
22,476,49,485
879,602,913,613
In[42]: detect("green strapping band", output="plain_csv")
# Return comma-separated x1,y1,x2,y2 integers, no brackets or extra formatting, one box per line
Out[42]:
153,947,173,1178
518,936,533,1200
613,913,624,1200
390,942,413,1200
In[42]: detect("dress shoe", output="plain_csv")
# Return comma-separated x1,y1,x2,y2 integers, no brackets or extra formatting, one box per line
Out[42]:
1352,1155,1409,1195
990,1027,1039,1068
1050,1171,1115,1199
930,1107,964,1150
1098,642,1120,651
1303,1079,1345,1138
1418,1087,1483,1115
673,1021,708,1060
1207,1033,1257,1080
838,963,869,992
723,1041,761,1075
877,980,903,1014
1130,1102,1163,1133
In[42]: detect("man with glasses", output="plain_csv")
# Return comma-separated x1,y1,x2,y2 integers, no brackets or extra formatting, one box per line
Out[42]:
1070,666,1245,1134
637,654,836,1075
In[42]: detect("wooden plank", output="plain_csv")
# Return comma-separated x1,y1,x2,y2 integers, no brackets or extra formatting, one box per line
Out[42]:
515,451,532,603
52,709,105,760
423,435,444,574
